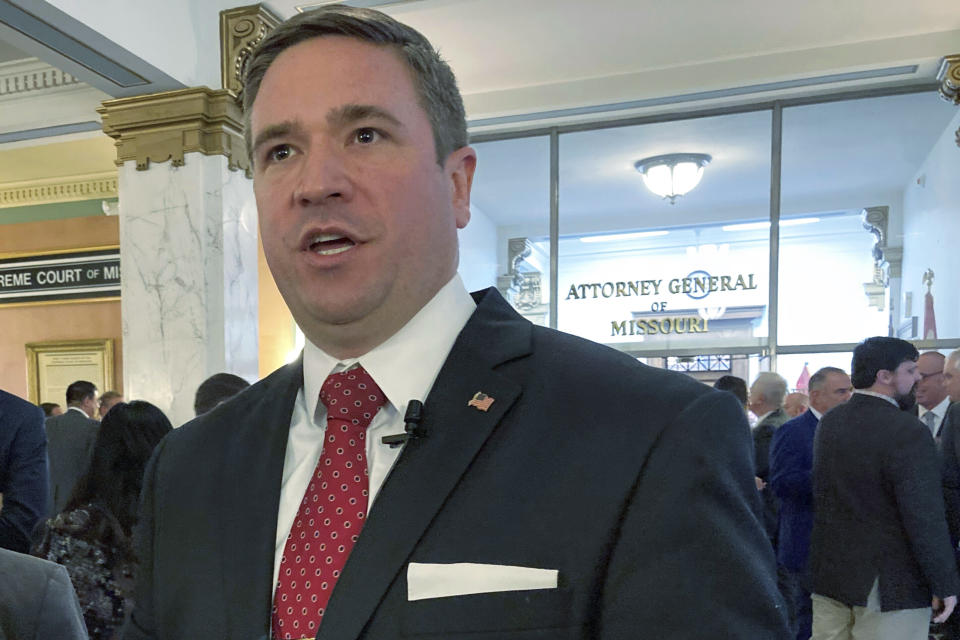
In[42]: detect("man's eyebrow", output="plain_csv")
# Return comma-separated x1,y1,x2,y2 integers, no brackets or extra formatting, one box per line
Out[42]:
251,121,301,154
328,104,403,129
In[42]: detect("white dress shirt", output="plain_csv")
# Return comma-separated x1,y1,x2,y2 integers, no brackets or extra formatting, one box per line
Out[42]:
272,274,476,591
853,389,898,407
920,396,951,437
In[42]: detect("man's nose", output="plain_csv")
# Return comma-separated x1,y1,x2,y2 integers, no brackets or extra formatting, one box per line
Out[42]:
293,148,352,205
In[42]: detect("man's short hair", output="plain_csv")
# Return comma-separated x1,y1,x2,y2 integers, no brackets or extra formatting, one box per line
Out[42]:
99,390,123,405
752,372,788,407
713,375,747,406
194,373,251,415
65,380,97,406
39,402,60,417
242,5,467,166
850,337,919,389
808,366,847,392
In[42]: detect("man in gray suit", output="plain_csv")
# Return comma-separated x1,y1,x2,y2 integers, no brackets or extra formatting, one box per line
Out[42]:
939,349,960,540
44,380,99,515
0,547,88,639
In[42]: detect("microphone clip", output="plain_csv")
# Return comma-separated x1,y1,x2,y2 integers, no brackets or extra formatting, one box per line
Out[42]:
381,400,426,448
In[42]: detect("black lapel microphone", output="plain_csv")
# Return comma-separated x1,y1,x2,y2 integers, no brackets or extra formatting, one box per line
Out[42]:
381,400,426,447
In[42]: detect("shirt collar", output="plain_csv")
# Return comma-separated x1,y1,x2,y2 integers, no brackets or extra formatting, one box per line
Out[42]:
67,406,89,417
302,274,476,420
853,389,899,407
809,407,823,420
920,396,951,420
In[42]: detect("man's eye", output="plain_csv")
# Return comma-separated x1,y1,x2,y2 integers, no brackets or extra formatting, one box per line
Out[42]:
267,144,293,163
355,128,380,144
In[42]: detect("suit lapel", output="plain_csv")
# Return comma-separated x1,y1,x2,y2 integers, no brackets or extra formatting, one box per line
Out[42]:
219,360,303,638
317,289,532,640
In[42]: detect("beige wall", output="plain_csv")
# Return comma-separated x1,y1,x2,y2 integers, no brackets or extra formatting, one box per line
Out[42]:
0,216,123,402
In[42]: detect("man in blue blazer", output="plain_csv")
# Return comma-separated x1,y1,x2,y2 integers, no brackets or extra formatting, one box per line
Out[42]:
0,389,48,553
770,367,852,640
123,6,788,639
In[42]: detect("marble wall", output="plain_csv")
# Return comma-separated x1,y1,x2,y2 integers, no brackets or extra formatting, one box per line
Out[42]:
118,152,257,427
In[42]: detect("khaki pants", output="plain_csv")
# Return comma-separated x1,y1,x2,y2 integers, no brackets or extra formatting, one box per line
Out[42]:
811,580,931,640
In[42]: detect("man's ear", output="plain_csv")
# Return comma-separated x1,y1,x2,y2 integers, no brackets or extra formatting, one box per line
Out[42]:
446,146,477,229
876,369,893,386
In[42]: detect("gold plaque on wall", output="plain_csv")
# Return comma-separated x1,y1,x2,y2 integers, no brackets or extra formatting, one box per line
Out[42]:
25,339,115,405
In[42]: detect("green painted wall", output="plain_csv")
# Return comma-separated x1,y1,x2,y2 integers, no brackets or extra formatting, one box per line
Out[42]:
0,199,118,225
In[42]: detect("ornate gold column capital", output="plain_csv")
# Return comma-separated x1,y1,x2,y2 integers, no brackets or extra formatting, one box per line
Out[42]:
97,88,249,174
220,4,282,101
938,54,960,148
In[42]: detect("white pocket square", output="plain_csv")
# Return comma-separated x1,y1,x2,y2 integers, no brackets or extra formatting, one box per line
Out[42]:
407,562,558,601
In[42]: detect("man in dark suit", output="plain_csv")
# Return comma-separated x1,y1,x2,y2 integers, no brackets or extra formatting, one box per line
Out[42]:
44,380,99,515
811,337,959,639
123,6,788,639
770,366,852,640
0,389,48,553
749,371,789,545
0,547,88,639
941,349,960,540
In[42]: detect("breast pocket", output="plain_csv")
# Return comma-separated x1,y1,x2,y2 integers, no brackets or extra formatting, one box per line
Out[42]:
401,587,581,638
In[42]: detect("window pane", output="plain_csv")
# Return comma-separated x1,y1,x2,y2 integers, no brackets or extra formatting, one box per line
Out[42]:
466,136,551,325
557,111,772,353
779,93,959,345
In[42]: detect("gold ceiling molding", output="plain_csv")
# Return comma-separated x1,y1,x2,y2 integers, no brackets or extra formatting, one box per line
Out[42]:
938,54,960,148
0,60,81,98
220,4,282,101
97,87,250,174
0,173,118,209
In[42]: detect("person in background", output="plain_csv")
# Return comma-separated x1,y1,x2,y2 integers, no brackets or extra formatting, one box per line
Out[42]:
811,337,958,640
770,367,852,640
941,349,960,542
714,374,749,410
0,388,48,553
0,547,88,639
41,402,63,417
45,380,100,515
98,391,124,421
749,371,790,545
34,401,172,640
916,351,949,443
784,392,809,418
193,372,250,416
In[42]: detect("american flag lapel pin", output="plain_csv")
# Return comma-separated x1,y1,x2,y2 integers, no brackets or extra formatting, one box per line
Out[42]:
467,391,495,412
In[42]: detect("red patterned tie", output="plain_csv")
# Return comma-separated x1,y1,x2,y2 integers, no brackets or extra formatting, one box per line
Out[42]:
272,366,386,639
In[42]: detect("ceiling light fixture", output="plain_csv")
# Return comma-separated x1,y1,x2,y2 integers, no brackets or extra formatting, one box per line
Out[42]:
580,230,669,243
634,153,712,204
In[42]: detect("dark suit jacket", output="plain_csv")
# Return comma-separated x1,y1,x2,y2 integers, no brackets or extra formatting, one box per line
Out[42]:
939,402,960,542
45,408,99,515
0,547,88,639
0,389,48,553
812,392,960,610
769,409,818,572
124,288,788,639
754,407,788,545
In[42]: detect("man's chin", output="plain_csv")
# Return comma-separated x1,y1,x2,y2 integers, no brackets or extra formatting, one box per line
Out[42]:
895,389,917,411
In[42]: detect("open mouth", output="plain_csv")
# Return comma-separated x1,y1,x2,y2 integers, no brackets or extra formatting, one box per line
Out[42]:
309,234,356,256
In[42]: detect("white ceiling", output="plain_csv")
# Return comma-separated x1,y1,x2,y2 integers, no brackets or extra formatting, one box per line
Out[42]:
1,0,957,232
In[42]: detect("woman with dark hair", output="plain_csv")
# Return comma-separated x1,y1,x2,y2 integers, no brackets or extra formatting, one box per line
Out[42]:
33,400,172,640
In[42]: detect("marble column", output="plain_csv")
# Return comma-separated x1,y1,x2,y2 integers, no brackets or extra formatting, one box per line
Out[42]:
99,88,257,426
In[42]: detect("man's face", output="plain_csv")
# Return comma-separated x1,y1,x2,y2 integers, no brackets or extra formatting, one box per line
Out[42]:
810,372,852,414
747,384,768,416
915,353,947,409
99,395,123,419
81,392,99,419
888,359,921,406
783,393,808,417
250,36,475,355
944,357,960,403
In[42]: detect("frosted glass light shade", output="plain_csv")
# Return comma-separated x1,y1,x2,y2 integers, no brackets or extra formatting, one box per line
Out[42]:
635,154,712,204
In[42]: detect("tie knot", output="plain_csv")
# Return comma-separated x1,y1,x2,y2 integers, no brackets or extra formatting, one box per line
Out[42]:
319,365,386,430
